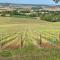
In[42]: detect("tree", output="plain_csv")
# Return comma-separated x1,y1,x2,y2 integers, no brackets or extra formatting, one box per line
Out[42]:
12,10,19,15
30,13,38,17
1,12,6,16
53,0,60,3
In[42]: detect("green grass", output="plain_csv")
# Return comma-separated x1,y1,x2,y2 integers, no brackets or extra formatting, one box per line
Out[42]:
0,50,12,57
0,45,60,60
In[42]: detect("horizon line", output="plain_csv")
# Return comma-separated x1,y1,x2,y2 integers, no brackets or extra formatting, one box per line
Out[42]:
0,2,59,5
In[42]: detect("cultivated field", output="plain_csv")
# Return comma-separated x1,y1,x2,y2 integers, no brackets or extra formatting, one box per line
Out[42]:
0,17,60,60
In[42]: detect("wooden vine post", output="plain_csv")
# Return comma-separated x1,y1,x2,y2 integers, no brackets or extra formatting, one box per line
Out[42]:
20,33,24,48
39,33,42,46
0,34,1,50
0,33,3,50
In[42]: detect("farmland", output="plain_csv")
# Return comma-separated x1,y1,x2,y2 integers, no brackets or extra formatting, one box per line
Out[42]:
0,17,60,60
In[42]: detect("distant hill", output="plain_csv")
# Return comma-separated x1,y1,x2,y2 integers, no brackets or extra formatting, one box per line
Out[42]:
0,3,60,11
0,3,59,7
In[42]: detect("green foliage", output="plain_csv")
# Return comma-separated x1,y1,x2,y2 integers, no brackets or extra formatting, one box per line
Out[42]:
30,13,38,17
12,10,19,15
48,38,57,45
20,10,30,13
53,0,60,3
40,11,60,22
1,12,6,16
0,47,60,60
0,50,12,57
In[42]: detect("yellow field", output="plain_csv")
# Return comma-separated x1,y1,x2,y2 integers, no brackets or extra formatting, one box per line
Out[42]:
0,17,60,33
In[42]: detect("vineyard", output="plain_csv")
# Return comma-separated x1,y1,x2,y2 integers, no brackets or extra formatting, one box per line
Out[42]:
0,31,60,50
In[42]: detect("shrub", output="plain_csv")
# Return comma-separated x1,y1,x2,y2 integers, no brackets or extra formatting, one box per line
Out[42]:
0,50,12,57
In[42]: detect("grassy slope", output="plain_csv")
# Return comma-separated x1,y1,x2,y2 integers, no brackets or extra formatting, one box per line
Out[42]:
0,17,60,33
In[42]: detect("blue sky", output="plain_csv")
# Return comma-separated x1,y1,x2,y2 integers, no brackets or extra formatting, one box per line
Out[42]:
0,0,60,5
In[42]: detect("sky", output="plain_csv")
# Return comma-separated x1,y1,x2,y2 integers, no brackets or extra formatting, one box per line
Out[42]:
0,0,60,5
